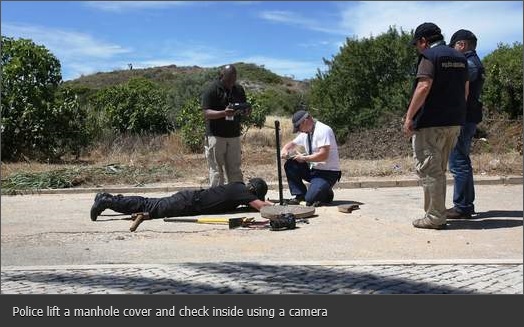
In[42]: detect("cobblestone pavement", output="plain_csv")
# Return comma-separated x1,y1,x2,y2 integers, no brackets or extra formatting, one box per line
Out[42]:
2,263,522,294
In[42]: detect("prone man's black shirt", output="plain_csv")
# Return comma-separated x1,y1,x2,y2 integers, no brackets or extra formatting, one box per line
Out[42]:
201,79,247,137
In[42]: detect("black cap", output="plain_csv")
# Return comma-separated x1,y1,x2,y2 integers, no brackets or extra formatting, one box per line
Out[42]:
410,22,442,45
292,110,309,133
449,29,477,47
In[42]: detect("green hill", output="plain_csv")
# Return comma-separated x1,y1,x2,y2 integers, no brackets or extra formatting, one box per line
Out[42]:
65,62,308,94
64,62,310,117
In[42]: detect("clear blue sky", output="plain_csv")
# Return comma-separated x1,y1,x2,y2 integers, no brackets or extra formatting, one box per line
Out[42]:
2,1,522,81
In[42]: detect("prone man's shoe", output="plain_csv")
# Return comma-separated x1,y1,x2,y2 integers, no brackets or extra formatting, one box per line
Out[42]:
90,192,112,221
445,208,472,219
412,217,446,230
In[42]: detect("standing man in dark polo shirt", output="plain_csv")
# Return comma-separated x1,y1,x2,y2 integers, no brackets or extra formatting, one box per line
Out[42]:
403,22,469,230
201,64,250,186
446,29,486,220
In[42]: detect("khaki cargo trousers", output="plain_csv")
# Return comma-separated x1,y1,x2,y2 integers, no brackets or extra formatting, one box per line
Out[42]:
205,135,244,187
412,126,460,224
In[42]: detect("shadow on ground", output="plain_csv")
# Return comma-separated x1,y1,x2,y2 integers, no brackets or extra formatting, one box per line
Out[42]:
446,211,523,230
2,262,488,295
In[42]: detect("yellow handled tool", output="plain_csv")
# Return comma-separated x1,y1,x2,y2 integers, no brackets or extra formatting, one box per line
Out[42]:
163,217,265,229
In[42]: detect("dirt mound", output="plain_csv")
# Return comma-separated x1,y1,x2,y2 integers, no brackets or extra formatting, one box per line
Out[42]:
339,113,522,160
339,117,412,159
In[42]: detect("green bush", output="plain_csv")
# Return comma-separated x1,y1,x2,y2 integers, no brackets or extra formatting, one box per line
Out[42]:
309,27,417,141
165,69,218,125
176,97,206,152
1,36,89,161
91,77,173,135
482,42,523,118
255,88,306,116
50,87,91,158
240,93,270,133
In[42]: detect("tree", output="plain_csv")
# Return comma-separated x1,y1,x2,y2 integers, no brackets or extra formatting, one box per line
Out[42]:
482,42,523,119
1,36,88,161
90,77,173,135
309,27,417,141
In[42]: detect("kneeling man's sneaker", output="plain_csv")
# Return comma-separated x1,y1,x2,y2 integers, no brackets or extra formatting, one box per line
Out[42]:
412,217,446,230
445,208,472,219
285,196,305,205
306,201,322,207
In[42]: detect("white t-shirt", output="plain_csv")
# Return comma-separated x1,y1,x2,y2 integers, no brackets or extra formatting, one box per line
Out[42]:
292,120,340,171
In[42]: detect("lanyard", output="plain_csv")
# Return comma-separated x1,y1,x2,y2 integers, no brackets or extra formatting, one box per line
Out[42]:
307,132,313,155
307,122,315,155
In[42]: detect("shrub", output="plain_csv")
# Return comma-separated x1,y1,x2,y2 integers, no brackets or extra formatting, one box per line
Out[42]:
90,77,173,135
309,27,419,141
482,42,523,119
1,36,88,161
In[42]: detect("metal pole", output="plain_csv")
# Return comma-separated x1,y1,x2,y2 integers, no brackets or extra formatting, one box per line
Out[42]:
275,120,284,205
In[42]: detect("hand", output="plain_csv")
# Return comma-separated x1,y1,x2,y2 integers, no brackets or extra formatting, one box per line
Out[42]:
224,108,235,118
294,154,308,163
403,119,414,138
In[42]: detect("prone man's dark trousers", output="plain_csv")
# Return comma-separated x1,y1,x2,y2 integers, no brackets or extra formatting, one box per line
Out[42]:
107,190,199,219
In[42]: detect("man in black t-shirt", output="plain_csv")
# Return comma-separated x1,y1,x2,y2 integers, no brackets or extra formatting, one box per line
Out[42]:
403,22,468,230
446,29,485,220
90,178,271,221
201,64,251,187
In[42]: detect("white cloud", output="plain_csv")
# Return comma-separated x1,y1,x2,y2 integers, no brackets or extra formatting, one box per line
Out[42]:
2,23,133,80
339,1,523,55
83,1,255,13
258,2,522,57
258,10,342,34
83,1,190,12
126,42,319,81
136,42,236,68
240,55,320,80
2,23,131,59
128,42,318,80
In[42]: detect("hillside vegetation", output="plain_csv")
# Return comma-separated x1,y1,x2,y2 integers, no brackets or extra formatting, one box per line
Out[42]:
65,62,309,114
1,32,521,193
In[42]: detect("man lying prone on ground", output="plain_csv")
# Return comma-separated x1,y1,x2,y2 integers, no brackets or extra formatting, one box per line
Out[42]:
90,178,272,221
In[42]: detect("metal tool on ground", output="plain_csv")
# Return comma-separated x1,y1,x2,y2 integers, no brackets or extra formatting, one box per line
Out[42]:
338,204,360,213
163,216,268,229
129,212,150,232
163,216,309,230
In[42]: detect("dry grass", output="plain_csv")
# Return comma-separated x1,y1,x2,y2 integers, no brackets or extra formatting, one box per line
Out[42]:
1,115,522,189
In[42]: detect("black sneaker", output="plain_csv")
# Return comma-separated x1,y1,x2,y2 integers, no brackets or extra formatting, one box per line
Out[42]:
445,208,472,219
90,192,112,221
285,196,305,205
306,201,322,207
325,189,334,203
